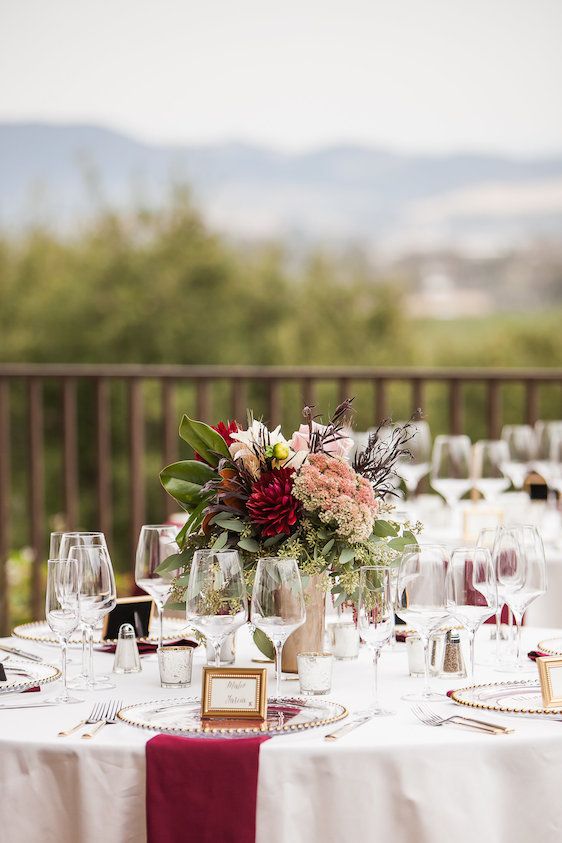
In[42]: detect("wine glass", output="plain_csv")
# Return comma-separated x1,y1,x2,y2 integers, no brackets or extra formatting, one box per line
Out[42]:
45,559,82,704
430,435,472,508
472,440,510,502
476,526,509,662
251,557,306,700
69,544,117,690
500,525,547,671
394,420,431,498
535,421,562,483
395,544,449,701
186,550,248,667
445,547,498,679
548,429,562,495
49,532,64,560
501,424,536,489
134,525,180,649
357,566,394,715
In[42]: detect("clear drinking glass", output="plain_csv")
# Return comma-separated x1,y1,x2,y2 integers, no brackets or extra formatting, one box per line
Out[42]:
501,424,536,489
49,531,64,560
445,547,498,679
394,420,431,498
548,429,562,494
535,421,562,482
476,526,508,662
357,566,394,715
500,525,547,671
395,544,450,701
69,544,117,690
134,525,180,649
186,550,248,668
251,557,306,699
472,440,510,502
45,559,82,704
430,435,472,508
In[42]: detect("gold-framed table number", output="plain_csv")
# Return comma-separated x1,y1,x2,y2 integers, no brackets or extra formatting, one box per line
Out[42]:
201,667,268,720
537,657,562,708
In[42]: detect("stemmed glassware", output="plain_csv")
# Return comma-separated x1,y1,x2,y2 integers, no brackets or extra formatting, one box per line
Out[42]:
395,544,449,701
251,557,306,700
69,544,117,690
535,421,562,482
135,525,180,649
472,440,510,502
357,566,394,715
394,420,431,498
430,435,472,508
548,429,562,495
501,424,536,489
476,526,509,663
445,547,498,679
45,559,82,704
498,525,547,671
186,550,248,668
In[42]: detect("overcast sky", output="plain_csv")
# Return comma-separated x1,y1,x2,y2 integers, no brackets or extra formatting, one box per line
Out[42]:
1,0,562,155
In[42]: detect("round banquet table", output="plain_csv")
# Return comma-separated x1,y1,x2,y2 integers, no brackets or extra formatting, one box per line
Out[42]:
2,625,562,843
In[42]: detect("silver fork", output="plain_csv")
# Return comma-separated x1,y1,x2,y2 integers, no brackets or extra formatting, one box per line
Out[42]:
412,704,513,735
58,701,105,737
82,699,121,740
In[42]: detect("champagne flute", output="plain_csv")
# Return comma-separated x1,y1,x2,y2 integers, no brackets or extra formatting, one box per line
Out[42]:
45,559,83,704
69,544,117,690
430,435,472,508
251,557,306,700
134,525,180,649
472,440,510,502
395,544,449,701
394,420,431,498
357,566,394,715
445,547,498,679
501,424,536,489
186,550,248,667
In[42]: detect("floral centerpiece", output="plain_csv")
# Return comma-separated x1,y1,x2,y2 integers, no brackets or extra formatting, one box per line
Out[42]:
158,400,420,660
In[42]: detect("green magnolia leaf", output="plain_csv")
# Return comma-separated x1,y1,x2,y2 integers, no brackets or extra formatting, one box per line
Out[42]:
160,459,215,508
238,537,259,552
211,514,245,532
387,536,418,552
263,534,284,548
322,538,335,555
179,416,230,467
253,628,275,660
339,547,356,565
211,531,229,551
401,530,417,545
373,519,398,538
176,520,190,547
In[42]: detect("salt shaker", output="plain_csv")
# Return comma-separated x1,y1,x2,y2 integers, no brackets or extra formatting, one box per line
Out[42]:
113,623,142,674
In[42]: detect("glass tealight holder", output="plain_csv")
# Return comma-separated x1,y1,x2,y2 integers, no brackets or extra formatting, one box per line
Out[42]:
158,646,194,688
297,652,333,696
331,622,360,660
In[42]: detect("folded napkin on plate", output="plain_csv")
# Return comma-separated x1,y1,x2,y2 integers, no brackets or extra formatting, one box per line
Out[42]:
146,734,270,843
528,650,550,661
97,638,198,655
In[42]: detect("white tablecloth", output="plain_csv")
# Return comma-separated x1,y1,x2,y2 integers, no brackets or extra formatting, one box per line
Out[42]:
2,627,562,843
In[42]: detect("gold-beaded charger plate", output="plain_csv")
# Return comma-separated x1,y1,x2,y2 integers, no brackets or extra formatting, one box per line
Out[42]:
12,619,186,647
0,658,61,694
451,680,562,717
537,637,562,657
118,696,348,737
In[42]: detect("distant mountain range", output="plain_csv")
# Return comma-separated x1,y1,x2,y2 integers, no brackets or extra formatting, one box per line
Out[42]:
2,122,562,254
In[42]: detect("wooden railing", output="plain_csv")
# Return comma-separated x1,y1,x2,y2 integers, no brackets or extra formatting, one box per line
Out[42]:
0,363,561,632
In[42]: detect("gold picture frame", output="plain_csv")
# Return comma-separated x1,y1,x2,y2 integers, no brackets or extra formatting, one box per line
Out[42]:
201,667,268,720
537,657,562,707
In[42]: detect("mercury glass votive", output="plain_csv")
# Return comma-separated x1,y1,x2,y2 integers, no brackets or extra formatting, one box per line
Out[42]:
297,652,333,695
157,646,193,688
331,622,360,660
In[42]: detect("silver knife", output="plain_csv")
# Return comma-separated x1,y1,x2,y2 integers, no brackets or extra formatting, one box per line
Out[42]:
325,712,374,741
0,701,59,710
0,644,43,663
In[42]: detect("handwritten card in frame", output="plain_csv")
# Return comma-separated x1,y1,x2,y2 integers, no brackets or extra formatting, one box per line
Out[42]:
201,667,268,720
537,657,562,707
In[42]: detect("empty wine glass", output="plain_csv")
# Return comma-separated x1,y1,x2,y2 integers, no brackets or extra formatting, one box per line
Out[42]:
499,525,547,671
535,421,562,482
186,550,248,667
394,420,431,498
251,557,306,700
476,526,509,663
445,547,498,679
357,566,394,715
45,559,82,704
135,525,180,649
431,435,472,508
548,429,562,495
69,544,117,690
472,440,510,502
501,424,536,489
395,544,449,701
49,532,64,560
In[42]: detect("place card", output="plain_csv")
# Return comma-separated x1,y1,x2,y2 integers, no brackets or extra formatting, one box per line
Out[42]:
102,596,155,641
462,506,504,542
201,667,268,720
537,656,562,707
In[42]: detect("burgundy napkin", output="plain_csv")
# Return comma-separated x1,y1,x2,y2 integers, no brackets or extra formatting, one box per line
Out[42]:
97,638,198,655
528,650,550,661
146,734,270,843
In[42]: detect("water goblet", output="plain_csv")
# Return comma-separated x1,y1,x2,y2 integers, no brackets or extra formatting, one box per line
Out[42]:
357,566,394,715
472,440,510,502
45,559,83,704
431,435,472,508
135,524,180,649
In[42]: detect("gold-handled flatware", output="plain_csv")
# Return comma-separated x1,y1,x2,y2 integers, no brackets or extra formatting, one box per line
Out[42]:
58,702,105,737
411,704,514,735
82,699,121,739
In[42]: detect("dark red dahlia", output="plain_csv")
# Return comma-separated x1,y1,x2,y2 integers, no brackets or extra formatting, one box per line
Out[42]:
195,420,238,463
246,467,300,538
